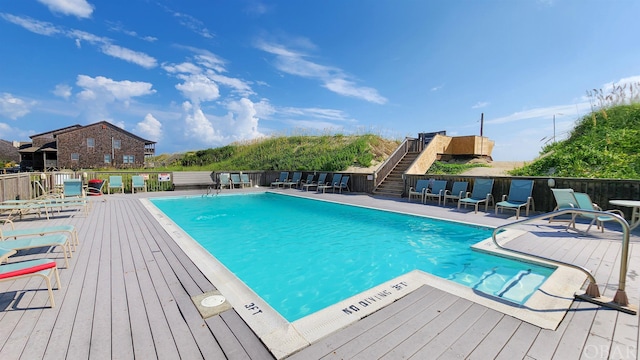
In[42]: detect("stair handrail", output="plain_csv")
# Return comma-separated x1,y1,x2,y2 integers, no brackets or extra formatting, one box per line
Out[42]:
491,208,634,313
373,137,416,188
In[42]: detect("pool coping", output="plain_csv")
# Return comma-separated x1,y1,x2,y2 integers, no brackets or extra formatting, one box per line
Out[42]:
140,192,587,359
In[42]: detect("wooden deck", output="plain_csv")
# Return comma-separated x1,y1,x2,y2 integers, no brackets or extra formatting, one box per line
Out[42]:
0,189,638,359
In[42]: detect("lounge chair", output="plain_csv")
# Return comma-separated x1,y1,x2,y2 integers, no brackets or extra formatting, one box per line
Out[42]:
230,173,243,189
108,176,125,194
424,180,448,206
0,200,50,221
63,179,84,198
284,172,303,188
443,181,469,207
303,173,326,192
0,247,62,308
318,174,342,193
300,174,315,190
219,173,231,189
0,233,71,268
270,172,289,188
458,178,494,213
333,176,350,193
408,180,430,203
132,175,147,193
1,219,79,250
240,173,252,188
495,179,535,219
551,189,624,232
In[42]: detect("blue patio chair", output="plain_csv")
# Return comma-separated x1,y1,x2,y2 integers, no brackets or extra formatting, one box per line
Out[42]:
424,180,448,206
458,178,494,213
63,179,84,198
303,173,327,192
270,172,289,188
443,181,469,207
318,174,342,193
408,179,430,203
108,176,124,194
240,173,252,188
495,179,535,219
551,189,624,233
219,173,231,189
132,175,147,193
333,175,350,193
230,173,243,188
284,172,303,188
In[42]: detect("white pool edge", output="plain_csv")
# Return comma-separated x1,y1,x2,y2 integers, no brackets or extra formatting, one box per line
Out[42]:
141,196,586,359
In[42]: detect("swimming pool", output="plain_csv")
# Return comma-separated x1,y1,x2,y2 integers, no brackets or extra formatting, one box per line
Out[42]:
149,192,554,322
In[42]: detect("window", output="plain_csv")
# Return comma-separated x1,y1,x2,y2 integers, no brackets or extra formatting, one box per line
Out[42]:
71,153,80,161
123,155,135,164
104,154,111,163
87,138,95,148
112,139,121,149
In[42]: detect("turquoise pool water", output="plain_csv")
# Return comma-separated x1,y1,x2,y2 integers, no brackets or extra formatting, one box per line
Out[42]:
151,193,555,322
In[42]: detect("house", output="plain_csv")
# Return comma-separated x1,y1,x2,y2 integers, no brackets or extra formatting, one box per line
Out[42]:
19,121,156,171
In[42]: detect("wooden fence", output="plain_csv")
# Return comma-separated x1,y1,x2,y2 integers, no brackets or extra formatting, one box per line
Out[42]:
4,171,639,220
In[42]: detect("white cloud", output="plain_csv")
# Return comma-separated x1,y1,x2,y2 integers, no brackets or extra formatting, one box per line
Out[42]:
101,44,158,69
169,10,214,39
0,93,34,120
136,113,162,141
37,0,94,18
182,101,223,144
53,84,72,99
255,39,387,104
175,74,220,104
0,13,61,36
225,98,262,140
4,15,157,69
163,62,202,75
472,101,489,109
76,75,155,101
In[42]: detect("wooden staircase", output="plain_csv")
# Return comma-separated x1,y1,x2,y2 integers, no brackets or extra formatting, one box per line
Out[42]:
373,152,420,197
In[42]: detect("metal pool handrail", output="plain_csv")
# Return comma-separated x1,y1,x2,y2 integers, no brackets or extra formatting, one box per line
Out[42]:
491,208,637,314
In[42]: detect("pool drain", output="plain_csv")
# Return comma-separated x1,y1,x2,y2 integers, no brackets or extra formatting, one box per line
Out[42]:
201,294,226,307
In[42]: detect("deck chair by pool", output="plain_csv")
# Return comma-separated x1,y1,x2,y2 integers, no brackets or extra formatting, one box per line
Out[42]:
63,179,85,198
443,181,469,207
270,172,289,188
132,175,147,193
0,233,71,268
318,174,342,193
424,180,448,206
458,178,494,213
0,200,50,221
230,173,243,189
408,180,430,203
0,247,62,307
284,172,303,188
107,176,124,194
303,173,326,191
574,192,625,232
219,173,231,189
495,179,535,219
333,176,350,193
1,219,79,250
240,173,252,188
300,174,315,189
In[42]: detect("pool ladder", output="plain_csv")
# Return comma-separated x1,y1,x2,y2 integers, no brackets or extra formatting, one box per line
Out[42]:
203,185,220,197
492,208,637,315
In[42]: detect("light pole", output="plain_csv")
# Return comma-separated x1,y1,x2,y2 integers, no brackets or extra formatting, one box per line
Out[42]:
553,113,563,143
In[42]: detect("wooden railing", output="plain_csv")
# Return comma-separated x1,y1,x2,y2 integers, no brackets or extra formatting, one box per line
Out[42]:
372,137,420,188
0,173,32,201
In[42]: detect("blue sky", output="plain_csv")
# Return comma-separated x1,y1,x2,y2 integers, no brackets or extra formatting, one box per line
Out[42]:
1,0,639,161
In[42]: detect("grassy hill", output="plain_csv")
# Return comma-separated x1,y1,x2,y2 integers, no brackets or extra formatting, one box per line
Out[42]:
152,134,400,172
510,103,640,179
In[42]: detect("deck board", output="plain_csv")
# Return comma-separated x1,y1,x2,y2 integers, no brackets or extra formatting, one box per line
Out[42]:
0,190,638,359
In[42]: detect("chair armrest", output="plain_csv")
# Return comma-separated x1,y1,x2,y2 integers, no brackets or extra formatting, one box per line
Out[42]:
501,194,508,201
444,189,452,196
0,219,15,229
